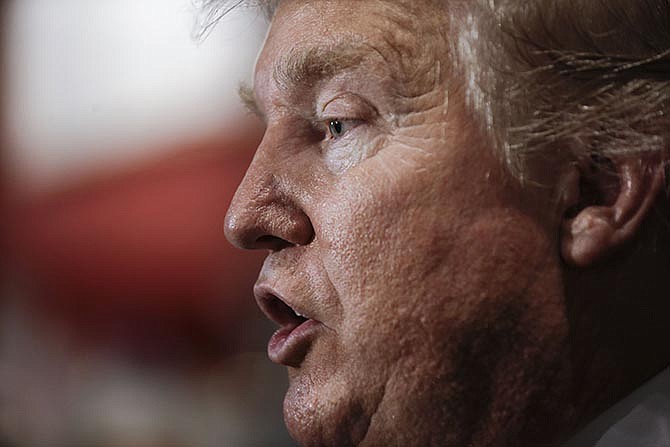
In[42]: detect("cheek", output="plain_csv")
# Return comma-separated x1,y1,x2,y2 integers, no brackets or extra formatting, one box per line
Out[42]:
313,184,569,441
445,212,565,324
316,164,459,362
324,194,564,335
301,139,569,444
322,166,567,364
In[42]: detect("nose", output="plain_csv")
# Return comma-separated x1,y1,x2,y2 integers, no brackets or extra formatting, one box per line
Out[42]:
224,152,314,251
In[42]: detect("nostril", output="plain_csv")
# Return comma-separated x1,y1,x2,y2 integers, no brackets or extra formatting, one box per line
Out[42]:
255,235,292,251
224,189,314,250
224,212,294,250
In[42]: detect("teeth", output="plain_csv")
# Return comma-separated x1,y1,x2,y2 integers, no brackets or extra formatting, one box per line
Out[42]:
293,309,307,319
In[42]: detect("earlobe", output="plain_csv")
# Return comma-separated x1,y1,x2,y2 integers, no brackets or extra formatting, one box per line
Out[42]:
560,156,665,267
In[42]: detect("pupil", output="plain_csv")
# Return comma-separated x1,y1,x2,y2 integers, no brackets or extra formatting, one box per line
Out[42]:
330,120,343,136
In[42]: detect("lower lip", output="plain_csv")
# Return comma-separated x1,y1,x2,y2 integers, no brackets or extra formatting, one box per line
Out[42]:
268,319,322,367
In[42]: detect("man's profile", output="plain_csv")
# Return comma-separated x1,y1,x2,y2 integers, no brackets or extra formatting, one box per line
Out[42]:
218,0,670,445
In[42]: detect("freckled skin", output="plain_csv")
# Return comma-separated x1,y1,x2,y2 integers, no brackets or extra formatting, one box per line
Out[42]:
226,1,582,446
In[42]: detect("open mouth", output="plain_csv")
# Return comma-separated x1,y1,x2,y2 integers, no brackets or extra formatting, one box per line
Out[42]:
255,292,322,367
262,294,309,328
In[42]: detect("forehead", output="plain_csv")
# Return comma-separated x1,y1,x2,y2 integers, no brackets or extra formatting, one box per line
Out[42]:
254,0,448,96
265,0,427,44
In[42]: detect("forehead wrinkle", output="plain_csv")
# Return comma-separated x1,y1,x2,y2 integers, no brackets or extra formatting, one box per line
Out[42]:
260,2,449,117
272,44,369,92
363,2,449,100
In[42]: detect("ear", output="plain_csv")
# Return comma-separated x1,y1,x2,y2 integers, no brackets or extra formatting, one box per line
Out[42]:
560,155,666,267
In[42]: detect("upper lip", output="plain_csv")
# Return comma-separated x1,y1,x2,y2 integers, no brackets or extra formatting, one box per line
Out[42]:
253,283,313,328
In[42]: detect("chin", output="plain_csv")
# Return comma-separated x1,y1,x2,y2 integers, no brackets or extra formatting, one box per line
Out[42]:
283,372,375,447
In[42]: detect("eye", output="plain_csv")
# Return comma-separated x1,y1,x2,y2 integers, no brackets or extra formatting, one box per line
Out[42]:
327,119,358,140
328,119,345,139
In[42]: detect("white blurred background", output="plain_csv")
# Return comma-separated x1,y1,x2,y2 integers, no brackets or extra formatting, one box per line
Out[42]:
1,1,296,446
7,0,264,192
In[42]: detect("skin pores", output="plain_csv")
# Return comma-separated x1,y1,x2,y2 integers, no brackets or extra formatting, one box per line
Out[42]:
226,1,573,446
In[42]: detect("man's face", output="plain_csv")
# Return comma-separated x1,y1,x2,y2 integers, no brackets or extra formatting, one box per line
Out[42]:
226,1,570,445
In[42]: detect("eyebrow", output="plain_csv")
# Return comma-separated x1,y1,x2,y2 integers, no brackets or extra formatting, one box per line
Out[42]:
238,44,372,120
238,83,262,118
274,44,369,90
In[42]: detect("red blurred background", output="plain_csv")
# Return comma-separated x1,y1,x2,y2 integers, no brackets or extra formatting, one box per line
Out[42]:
0,1,295,445
10,129,265,366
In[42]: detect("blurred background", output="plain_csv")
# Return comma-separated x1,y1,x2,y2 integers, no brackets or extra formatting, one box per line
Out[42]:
0,0,296,445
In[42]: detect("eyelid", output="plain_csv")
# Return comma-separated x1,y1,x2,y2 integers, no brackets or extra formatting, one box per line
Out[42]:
323,117,363,126
321,94,347,113
319,92,379,120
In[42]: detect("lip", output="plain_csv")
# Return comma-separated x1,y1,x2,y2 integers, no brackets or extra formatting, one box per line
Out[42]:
254,284,323,367
268,319,322,366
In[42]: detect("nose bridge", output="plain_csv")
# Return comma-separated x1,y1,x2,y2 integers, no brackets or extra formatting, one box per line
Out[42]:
224,134,313,250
